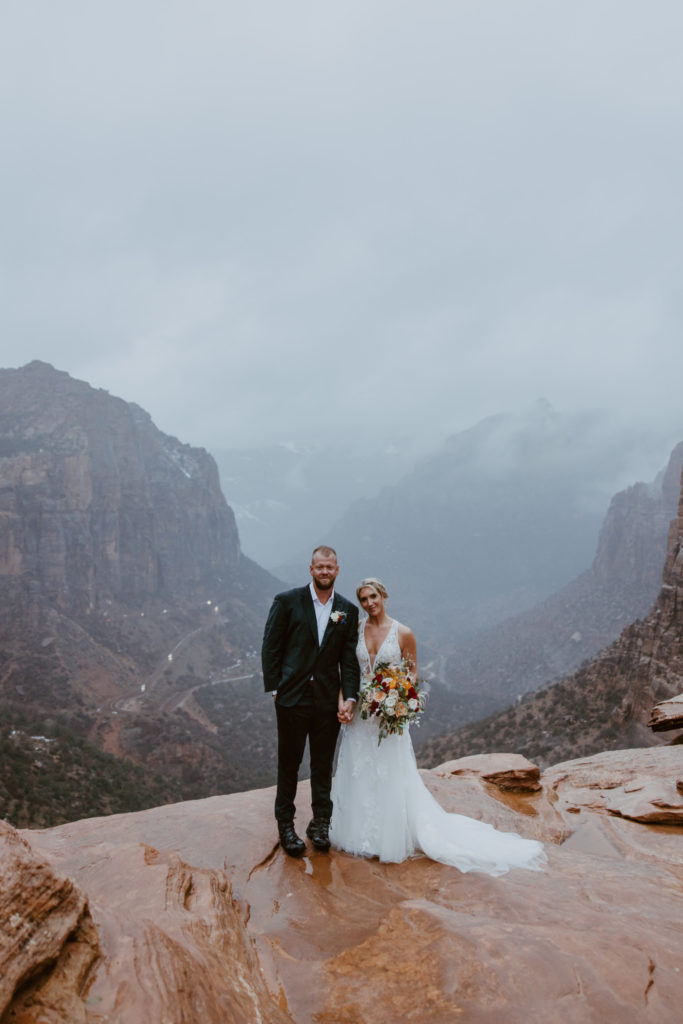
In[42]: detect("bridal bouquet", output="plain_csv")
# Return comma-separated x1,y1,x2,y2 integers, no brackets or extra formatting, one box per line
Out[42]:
358,659,427,744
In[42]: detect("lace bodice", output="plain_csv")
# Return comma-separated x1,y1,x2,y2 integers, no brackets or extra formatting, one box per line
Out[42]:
357,617,401,675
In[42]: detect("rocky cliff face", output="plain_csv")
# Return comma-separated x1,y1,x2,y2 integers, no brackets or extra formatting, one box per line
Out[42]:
0,361,241,613
614,463,683,738
561,459,683,747
421,465,683,768
590,443,683,588
0,363,280,823
417,442,683,739
4,750,683,1022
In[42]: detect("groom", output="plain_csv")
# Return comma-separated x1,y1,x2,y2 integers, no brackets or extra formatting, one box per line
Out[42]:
262,546,359,856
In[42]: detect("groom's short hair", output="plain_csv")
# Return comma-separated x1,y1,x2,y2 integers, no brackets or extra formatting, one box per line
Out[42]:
311,545,337,561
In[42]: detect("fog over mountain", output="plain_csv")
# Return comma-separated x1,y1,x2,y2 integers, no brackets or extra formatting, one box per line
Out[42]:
275,402,672,645
214,440,412,570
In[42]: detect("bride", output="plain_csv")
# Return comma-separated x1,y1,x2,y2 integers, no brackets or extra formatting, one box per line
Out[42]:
330,577,546,874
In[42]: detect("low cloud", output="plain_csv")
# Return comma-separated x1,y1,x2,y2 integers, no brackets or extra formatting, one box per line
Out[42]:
0,0,681,474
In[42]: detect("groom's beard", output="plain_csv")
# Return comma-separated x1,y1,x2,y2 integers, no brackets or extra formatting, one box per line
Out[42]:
313,578,334,591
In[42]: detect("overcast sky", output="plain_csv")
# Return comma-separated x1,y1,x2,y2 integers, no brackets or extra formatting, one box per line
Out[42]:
1,1,682,477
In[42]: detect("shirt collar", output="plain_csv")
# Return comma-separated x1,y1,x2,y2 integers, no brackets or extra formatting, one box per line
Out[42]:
309,581,335,607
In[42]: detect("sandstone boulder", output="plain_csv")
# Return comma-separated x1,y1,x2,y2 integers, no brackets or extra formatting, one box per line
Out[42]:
544,746,683,825
649,692,683,732
434,751,542,791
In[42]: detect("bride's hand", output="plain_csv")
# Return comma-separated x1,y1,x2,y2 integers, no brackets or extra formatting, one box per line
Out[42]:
337,694,354,723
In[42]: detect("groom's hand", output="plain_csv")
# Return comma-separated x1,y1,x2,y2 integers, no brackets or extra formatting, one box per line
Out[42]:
338,699,355,724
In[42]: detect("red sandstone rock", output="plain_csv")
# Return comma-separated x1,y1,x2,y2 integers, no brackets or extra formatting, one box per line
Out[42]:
0,820,98,1021
1,749,678,1022
544,747,683,825
434,752,542,791
649,692,683,732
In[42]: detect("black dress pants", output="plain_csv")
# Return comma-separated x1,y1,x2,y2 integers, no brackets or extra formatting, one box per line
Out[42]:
274,694,340,824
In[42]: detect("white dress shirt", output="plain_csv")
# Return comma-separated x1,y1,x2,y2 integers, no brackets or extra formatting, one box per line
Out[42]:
310,582,335,644
310,584,356,704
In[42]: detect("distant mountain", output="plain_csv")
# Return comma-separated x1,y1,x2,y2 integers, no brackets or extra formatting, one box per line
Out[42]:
419,460,683,769
213,441,411,571
279,402,641,646
0,362,282,825
413,441,683,737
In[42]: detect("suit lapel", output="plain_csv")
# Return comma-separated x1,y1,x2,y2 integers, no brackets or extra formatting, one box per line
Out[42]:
302,586,319,646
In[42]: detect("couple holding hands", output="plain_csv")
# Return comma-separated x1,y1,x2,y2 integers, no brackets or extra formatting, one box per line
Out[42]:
261,546,545,874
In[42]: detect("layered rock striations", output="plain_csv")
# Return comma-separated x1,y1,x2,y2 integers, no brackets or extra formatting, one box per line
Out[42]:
0,819,100,1022
0,363,280,824
3,750,683,1022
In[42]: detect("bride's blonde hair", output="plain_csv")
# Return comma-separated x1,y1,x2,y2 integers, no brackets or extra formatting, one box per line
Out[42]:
356,577,388,601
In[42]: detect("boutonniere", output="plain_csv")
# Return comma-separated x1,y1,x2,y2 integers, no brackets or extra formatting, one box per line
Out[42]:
330,610,347,624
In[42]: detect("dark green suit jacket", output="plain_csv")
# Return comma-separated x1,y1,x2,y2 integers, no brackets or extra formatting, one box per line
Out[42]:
261,586,360,710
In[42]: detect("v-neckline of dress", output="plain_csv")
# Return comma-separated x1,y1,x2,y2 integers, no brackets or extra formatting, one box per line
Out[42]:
363,618,395,672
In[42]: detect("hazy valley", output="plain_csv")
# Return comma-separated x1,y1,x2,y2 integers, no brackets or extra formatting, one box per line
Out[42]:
1,361,682,831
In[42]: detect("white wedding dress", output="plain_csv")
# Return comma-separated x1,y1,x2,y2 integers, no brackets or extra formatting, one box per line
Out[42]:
330,618,546,874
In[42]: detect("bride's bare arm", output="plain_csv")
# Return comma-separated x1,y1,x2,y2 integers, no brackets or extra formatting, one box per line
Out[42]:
398,623,417,678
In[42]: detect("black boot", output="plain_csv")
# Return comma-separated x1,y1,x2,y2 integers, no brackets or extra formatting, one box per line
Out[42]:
278,822,306,858
306,817,331,852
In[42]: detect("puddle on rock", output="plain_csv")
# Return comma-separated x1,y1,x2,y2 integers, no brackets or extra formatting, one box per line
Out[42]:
301,852,334,887
486,785,541,817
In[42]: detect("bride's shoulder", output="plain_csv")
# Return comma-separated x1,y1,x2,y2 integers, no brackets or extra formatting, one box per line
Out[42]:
396,621,417,666
395,620,414,640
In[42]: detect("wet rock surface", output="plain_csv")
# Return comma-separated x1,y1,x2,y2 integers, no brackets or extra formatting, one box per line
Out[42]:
1,747,680,1022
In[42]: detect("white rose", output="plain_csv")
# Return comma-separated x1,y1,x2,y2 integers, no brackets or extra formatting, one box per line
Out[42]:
384,691,398,706
408,698,419,711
